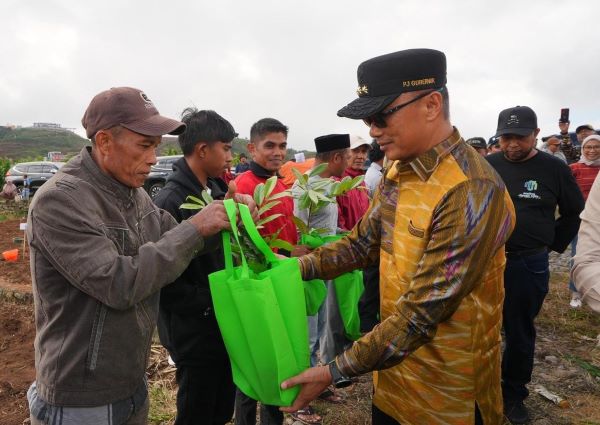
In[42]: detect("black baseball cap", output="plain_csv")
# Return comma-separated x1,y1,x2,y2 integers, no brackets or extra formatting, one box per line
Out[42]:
495,106,538,138
576,124,595,133
82,87,186,139
466,137,487,149
337,48,447,119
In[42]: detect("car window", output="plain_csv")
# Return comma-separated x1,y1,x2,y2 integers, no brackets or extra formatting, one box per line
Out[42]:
42,165,57,173
14,165,28,173
28,165,44,173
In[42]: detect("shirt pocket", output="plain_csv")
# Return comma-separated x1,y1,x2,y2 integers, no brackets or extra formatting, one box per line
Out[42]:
100,222,139,256
86,302,108,372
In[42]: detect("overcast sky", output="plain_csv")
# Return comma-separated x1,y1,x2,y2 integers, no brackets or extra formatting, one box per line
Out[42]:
1,0,599,151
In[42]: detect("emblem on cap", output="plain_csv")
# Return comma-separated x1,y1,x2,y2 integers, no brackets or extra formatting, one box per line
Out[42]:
140,92,155,109
356,85,369,96
507,115,519,125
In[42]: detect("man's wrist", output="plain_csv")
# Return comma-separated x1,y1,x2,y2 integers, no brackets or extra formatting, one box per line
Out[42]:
328,360,352,388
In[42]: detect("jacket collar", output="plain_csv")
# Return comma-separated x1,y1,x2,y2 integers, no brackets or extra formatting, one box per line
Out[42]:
343,167,366,178
170,157,227,199
80,146,136,202
395,127,463,181
250,161,281,179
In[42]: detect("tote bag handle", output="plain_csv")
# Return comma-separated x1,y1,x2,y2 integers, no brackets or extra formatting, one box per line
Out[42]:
222,199,250,278
238,203,279,265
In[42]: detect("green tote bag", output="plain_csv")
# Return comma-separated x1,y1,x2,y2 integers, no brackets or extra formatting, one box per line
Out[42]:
300,233,364,341
208,200,309,406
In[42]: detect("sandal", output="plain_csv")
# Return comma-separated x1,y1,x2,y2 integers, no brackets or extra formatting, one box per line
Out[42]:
317,387,344,404
290,405,322,424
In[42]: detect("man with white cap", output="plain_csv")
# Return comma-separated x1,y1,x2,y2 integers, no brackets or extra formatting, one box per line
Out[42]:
336,135,370,231
26,87,257,425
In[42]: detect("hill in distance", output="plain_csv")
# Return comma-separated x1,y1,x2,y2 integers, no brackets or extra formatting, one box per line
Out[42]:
0,127,314,162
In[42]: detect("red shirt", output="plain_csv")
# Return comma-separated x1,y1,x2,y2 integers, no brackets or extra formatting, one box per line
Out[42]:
234,162,298,246
336,167,370,231
221,170,235,185
570,162,600,201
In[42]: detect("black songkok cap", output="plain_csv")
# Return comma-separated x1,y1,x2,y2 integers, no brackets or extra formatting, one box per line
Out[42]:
314,134,351,153
337,48,447,119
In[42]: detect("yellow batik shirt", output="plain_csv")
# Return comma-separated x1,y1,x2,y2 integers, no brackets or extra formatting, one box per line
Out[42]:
299,129,515,425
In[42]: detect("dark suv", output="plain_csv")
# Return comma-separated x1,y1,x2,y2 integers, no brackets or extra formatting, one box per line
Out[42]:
5,161,65,195
144,155,182,198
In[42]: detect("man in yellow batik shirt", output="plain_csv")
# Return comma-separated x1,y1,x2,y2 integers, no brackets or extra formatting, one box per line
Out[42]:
280,49,515,425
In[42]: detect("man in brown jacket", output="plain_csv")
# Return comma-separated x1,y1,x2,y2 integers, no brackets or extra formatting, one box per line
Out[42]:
26,87,256,425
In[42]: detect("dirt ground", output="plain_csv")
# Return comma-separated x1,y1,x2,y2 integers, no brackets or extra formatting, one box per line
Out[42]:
0,217,599,425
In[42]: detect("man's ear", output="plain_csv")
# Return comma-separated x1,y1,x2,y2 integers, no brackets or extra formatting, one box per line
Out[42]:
424,91,443,121
247,142,256,158
94,130,112,155
194,142,209,159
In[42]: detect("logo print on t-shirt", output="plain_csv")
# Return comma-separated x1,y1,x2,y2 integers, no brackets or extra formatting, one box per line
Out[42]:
524,180,538,191
519,180,541,199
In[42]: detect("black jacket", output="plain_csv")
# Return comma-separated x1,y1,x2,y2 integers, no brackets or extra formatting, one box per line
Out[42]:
153,157,229,365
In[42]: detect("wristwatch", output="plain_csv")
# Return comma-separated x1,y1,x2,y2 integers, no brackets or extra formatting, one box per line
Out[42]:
328,360,353,389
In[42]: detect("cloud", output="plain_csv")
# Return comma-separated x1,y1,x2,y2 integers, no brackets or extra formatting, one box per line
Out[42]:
1,0,598,150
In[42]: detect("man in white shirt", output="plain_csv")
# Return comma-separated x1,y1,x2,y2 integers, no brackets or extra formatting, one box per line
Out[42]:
364,140,384,198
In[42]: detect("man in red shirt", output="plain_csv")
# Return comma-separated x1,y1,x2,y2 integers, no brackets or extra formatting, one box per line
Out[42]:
233,118,318,425
234,118,298,248
337,135,371,231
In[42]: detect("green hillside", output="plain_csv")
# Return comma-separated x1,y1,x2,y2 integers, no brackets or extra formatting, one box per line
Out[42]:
160,136,315,161
0,128,314,162
0,127,90,160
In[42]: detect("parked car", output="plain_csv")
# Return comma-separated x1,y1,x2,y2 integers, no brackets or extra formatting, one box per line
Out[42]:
144,155,182,198
5,161,65,195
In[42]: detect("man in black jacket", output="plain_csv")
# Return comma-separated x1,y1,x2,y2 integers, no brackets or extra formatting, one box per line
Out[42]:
153,108,237,425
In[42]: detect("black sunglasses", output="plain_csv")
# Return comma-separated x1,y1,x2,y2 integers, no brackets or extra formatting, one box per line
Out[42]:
363,87,444,128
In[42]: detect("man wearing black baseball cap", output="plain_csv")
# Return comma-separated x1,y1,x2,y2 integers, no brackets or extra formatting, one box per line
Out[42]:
281,49,516,425
26,87,257,425
466,137,489,156
487,106,584,424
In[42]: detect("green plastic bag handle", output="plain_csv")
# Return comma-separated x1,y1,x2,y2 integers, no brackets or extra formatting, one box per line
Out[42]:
222,199,250,278
238,203,278,265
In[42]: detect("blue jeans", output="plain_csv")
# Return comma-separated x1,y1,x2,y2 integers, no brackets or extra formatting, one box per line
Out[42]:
568,235,578,293
501,251,549,403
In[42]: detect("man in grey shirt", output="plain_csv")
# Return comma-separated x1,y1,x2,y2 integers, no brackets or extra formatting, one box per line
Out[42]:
293,134,351,380
26,87,257,425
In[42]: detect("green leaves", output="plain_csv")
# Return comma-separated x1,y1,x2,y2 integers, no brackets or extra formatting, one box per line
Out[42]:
330,175,364,196
179,191,214,211
308,163,328,178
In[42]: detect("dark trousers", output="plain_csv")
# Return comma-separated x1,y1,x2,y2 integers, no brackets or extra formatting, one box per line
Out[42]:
372,403,483,424
174,361,235,425
359,263,380,332
501,251,549,403
234,389,283,425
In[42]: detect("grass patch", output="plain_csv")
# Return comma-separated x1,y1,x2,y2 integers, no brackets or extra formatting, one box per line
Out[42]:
148,381,176,424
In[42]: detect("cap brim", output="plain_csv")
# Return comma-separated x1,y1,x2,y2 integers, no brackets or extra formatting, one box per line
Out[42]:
337,94,399,119
494,128,535,138
122,114,186,136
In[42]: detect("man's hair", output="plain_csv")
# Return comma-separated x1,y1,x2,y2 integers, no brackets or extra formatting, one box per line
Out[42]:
441,86,450,120
178,108,237,156
91,125,122,144
239,153,247,159
315,148,346,162
368,140,384,163
250,118,288,143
